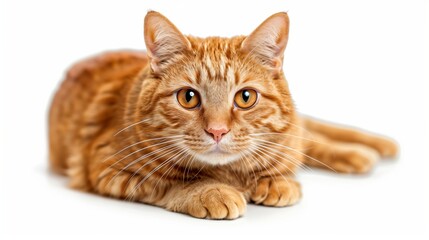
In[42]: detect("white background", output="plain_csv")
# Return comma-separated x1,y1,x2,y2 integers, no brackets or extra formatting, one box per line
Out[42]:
1,0,428,239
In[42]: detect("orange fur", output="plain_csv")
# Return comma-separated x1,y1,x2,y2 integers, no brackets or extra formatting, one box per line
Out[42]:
49,11,398,219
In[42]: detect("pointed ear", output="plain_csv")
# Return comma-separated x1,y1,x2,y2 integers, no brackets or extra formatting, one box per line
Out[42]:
241,12,289,74
144,11,191,74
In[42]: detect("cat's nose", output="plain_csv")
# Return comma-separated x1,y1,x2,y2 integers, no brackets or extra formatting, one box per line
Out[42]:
205,126,230,143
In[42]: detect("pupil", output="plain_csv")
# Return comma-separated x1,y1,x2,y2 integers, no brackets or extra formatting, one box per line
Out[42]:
186,90,194,102
242,90,250,102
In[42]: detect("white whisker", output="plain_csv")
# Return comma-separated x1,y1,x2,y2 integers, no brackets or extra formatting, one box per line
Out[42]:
105,138,183,168
238,150,258,187
102,135,184,162
106,143,183,186
250,146,294,192
255,142,312,172
254,145,298,174
252,138,337,173
114,119,151,136
149,148,189,200
126,147,188,200
249,132,324,145
247,147,277,180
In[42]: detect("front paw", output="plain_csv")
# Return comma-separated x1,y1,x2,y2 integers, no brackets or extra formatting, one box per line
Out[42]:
251,177,301,207
186,184,246,220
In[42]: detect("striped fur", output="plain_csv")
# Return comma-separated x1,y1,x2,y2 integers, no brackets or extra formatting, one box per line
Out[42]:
49,11,398,219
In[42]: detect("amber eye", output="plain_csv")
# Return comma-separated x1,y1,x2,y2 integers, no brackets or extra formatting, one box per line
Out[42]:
177,88,201,109
234,89,258,109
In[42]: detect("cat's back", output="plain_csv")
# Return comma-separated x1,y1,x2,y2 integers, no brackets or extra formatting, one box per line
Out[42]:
49,51,148,174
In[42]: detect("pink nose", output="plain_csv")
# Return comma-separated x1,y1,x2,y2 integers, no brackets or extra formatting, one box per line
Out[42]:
206,127,229,143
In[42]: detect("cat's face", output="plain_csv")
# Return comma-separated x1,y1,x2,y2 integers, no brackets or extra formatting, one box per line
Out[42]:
140,12,293,165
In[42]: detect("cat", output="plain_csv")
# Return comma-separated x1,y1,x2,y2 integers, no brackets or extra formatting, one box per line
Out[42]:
49,11,398,219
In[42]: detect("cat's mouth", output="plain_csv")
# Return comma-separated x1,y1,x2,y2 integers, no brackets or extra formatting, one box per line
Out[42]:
194,144,241,165
208,144,228,154
196,151,241,165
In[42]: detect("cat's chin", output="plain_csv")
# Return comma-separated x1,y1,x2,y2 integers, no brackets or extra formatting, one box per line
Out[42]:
194,150,241,166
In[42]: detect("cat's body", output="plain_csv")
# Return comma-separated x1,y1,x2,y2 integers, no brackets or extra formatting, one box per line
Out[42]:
49,12,398,219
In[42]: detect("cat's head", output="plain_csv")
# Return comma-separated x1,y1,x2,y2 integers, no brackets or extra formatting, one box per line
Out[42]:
138,11,294,165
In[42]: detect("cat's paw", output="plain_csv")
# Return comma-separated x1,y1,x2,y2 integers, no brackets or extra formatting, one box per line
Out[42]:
187,185,246,220
330,145,379,174
251,177,301,207
371,137,399,158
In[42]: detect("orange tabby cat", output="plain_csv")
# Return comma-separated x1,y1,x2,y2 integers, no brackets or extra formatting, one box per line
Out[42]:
49,11,398,219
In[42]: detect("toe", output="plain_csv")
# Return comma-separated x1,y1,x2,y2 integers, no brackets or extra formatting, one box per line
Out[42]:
202,189,229,219
251,178,270,203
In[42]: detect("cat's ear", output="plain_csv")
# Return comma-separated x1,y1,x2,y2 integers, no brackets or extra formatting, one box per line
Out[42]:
241,12,289,74
144,11,191,74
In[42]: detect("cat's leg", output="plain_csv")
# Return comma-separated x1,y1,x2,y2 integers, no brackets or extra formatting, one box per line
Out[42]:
250,176,302,207
303,116,398,158
163,181,247,219
303,131,382,173
92,166,246,219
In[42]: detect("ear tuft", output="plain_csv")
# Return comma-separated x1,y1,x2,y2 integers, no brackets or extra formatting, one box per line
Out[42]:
241,12,290,73
144,11,191,74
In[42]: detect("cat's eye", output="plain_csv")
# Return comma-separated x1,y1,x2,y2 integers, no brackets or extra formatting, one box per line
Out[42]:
176,88,201,109
234,89,258,109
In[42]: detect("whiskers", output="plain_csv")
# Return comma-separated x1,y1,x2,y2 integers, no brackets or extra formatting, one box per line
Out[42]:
250,137,336,173
108,140,183,180
102,135,184,163
101,118,206,201
101,133,202,202
100,134,185,192
249,132,324,145
125,146,188,201
113,118,151,136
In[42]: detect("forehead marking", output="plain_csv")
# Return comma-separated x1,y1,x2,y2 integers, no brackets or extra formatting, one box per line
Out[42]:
203,55,216,80
195,67,201,84
226,66,235,84
183,66,196,84
234,69,241,85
